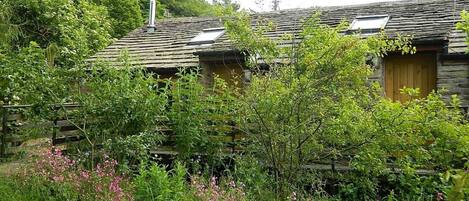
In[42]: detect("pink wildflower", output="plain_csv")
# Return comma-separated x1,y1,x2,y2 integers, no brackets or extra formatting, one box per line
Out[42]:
437,192,444,201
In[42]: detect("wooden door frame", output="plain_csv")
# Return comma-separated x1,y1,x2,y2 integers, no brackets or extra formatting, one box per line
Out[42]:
383,51,438,101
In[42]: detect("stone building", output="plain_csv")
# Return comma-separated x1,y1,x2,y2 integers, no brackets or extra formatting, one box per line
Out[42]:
89,0,469,107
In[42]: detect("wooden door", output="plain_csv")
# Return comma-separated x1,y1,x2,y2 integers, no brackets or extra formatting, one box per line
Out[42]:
384,53,437,102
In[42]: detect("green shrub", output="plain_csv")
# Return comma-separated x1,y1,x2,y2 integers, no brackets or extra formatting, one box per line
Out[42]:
224,11,415,198
231,156,276,201
168,70,238,163
134,162,193,201
358,93,468,172
223,9,468,200
2,0,112,67
0,175,80,201
73,59,167,167
442,164,469,201
456,10,469,52
0,42,75,106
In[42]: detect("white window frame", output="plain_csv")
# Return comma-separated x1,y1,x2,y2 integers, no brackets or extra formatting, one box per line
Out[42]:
348,15,390,34
188,27,225,45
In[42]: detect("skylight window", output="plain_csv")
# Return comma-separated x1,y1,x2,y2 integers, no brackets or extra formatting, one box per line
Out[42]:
188,28,225,45
349,15,390,34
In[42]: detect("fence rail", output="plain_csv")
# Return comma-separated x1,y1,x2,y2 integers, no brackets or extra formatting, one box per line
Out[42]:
0,103,82,157
0,104,246,158
1,103,465,175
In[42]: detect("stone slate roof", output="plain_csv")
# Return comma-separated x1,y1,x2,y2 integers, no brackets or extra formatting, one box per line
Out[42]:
88,0,469,70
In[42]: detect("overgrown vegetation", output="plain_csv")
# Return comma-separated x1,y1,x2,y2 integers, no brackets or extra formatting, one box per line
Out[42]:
0,0,230,68
0,4,468,201
1,0,113,67
222,10,468,200
457,10,469,52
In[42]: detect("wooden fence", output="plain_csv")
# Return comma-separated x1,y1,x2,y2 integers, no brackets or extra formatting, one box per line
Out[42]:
0,104,83,157
0,104,245,158
1,103,465,174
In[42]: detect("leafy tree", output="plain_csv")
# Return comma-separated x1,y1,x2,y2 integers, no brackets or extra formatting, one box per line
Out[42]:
139,0,167,19
159,0,216,17
213,0,241,11
3,0,112,67
223,10,467,199
95,0,144,38
272,0,280,11
0,1,20,55
0,42,75,105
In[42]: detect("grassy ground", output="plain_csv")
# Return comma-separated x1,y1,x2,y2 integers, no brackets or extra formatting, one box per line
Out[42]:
0,138,52,176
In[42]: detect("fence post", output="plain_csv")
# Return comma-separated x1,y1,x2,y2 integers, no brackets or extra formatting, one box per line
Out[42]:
52,105,59,146
331,159,336,172
52,118,58,146
1,107,9,157
231,131,236,154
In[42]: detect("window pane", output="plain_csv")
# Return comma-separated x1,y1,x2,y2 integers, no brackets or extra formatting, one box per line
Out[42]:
350,16,389,30
189,29,225,45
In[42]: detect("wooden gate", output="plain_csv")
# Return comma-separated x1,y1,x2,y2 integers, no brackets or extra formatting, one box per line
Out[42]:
384,53,437,102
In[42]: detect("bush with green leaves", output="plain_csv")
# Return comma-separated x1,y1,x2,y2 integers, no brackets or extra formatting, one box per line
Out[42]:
78,63,167,139
2,0,113,67
442,163,469,201
134,162,193,201
168,70,238,162
457,10,469,52
223,10,468,199
354,93,468,174
224,11,415,198
73,59,167,167
0,42,76,106
231,156,277,201
338,92,468,200
159,0,217,17
94,0,144,38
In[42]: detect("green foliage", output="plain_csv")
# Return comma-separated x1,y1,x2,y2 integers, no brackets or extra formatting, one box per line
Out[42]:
232,156,277,201
79,0,114,52
0,176,80,201
224,11,416,197
75,59,167,166
134,162,193,201
3,0,112,67
0,1,21,55
457,10,469,52
79,61,166,139
95,0,144,38
442,164,469,201
168,70,237,160
139,0,167,19
223,9,467,199
0,42,75,105
337,173,379,200
105,132,164,171
355,93,469,174
138,0,237,19
159,0,217,17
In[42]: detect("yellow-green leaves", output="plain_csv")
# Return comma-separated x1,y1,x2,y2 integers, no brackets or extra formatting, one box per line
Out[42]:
457,10,469,53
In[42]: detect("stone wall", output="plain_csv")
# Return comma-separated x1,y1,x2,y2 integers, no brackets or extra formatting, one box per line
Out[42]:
369,56,469,108
437,57,469,107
